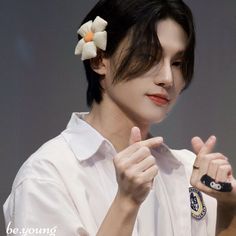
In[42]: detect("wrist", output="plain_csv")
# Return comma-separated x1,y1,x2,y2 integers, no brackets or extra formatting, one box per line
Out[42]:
115,191,141,213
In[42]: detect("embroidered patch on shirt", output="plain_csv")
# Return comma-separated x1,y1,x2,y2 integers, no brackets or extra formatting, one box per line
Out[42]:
189,187,207,220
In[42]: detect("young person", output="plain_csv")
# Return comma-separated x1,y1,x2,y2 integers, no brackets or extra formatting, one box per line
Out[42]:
3,0,236,235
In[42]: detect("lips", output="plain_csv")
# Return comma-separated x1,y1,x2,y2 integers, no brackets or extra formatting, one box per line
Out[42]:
147,94,170,106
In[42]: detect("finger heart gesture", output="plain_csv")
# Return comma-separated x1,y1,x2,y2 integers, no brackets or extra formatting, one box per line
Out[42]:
190,135,236,205
114,127,162,205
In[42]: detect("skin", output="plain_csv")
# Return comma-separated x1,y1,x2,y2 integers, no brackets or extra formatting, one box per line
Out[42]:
84,18,236,236
86,18,186,152
191,136,236,235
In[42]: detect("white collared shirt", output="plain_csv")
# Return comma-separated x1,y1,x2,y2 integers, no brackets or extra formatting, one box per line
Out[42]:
3,112,217,236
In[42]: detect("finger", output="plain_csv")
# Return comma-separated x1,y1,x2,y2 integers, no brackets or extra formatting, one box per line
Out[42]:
117,133,163,162
191,153,227,187
194,181,216,195
207,159,229,180
191,136,204,154
133,155,156,173
215,164,232,183
120,146,150,165
139,136,163,149
129,126,142,145
193,136,217,168
141,165,158,183
198,135,217,156
118,136,163,158
117,142,143,159
199,152,228,175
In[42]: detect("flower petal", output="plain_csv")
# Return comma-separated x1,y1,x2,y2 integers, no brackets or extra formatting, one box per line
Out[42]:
77,20,92,37
74,38,85,55
81,42,97,60
93,31,107,50
91,16,108,33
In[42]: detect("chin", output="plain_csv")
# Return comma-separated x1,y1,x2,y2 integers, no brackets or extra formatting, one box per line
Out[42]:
150,115,167,125
134,109,168,126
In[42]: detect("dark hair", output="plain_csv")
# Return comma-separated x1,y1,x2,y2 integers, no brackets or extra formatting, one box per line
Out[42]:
78,0,195,107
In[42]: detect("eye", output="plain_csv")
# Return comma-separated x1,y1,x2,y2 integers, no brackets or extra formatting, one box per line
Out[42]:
172,61,183,67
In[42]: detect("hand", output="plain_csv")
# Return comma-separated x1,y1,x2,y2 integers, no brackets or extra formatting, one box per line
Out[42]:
113,127,163,206
190,135,236,206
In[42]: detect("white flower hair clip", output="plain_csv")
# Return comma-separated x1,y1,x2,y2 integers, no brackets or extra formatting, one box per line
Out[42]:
75,16,108,60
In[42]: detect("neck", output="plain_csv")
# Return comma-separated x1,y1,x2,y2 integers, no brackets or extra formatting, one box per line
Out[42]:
84,99,150,152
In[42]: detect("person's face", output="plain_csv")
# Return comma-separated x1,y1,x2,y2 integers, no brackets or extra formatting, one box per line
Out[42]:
99,18,187,125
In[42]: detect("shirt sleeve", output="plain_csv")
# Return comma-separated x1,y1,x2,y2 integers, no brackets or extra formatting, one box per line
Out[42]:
7,178,90,236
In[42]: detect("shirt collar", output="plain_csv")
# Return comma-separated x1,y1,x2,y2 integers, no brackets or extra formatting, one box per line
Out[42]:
61,112,181,165
61,112,116,162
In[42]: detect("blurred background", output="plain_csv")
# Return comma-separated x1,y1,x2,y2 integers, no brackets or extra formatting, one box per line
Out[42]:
1,0,236,234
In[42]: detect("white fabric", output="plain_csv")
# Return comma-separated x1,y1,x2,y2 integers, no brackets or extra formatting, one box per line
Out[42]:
3,112,217,236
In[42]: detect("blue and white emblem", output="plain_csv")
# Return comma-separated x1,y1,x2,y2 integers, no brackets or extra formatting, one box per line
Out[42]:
189,187,207,220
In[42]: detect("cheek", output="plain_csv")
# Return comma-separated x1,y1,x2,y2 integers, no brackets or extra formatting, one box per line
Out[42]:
105,81,147,115
108,83,139,101
174,75,186,94
179,80,186,92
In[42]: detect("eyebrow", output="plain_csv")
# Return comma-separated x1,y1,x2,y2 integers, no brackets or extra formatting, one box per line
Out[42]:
160,45,186,58
173,50,185,58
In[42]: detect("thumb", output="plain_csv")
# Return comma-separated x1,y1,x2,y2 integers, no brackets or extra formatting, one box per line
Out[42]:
129,126,142,145
191,136,204,154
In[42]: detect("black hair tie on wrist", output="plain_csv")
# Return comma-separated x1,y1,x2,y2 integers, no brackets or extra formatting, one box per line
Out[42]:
200,174,233,192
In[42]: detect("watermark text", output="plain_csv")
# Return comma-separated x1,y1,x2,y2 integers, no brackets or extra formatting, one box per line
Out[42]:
6,221,57,236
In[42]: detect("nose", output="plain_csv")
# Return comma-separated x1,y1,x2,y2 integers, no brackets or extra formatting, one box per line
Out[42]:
154,60,173,88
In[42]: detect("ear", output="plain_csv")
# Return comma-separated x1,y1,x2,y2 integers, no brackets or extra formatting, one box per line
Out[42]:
90,52,109,76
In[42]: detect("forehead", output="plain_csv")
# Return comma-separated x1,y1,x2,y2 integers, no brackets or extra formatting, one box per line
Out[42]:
156,18,188,56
